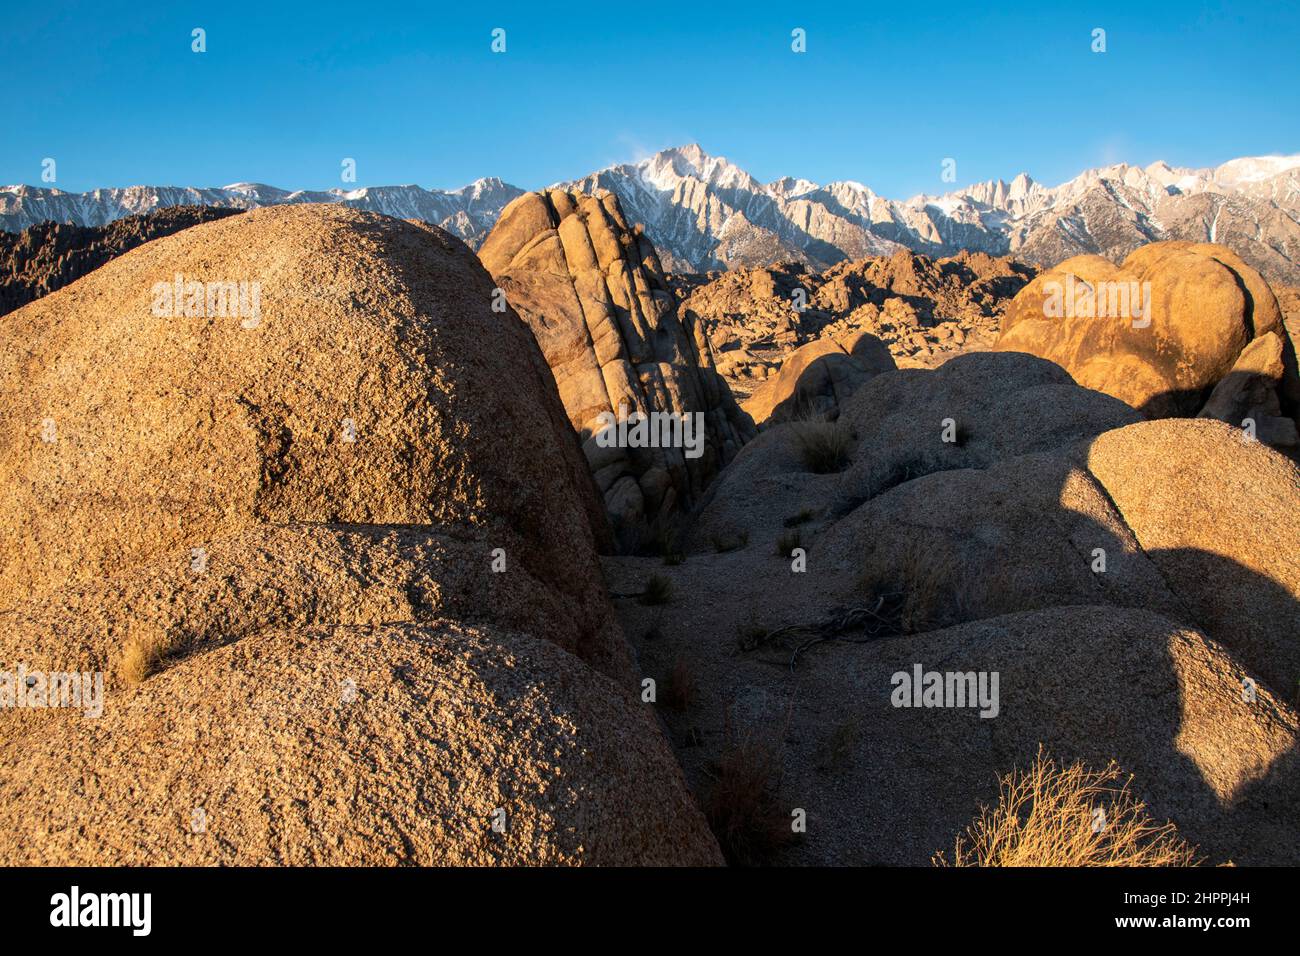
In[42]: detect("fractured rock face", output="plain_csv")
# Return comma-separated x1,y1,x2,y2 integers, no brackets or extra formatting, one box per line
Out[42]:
479,189,755,548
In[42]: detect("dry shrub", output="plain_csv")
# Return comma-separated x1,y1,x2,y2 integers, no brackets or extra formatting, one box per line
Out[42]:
639,572,673,606
120,629,183,686
661,658,698,712
860,539,961,635
792,419,852,474
775,527,803,557
896,541,950,633
934,748,1202,867
704,732,795,866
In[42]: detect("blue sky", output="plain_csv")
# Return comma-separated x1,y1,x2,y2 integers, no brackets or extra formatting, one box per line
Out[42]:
4,1,1297,197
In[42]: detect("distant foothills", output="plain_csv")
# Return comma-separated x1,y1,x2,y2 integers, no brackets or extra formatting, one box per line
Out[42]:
4,144,1300,282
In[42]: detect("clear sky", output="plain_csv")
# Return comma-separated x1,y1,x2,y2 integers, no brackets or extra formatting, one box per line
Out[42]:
4,1,1297,197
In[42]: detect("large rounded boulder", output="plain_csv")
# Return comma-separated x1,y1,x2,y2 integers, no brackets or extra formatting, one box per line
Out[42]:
0,205,721,865
793,605,1299,865
0,621,723,865
0,204,618,666
995,242,1296,429
1085,418,1300,696
741,333,895,426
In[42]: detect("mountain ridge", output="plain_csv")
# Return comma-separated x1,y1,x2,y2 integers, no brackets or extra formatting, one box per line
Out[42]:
5,145,1300,281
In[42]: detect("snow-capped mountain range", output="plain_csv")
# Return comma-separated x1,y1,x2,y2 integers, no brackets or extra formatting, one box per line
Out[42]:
557,145,1300,282
0,178,526,249
5,145,1300,282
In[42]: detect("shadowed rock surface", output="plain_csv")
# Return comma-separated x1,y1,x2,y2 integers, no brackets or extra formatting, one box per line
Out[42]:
691,351,1142,550
607,350,1300,866
1085,419,1300,696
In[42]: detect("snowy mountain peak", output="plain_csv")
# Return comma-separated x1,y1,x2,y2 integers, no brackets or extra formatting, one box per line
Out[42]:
768,176,821,199
5,147,1300,282
1214,154,1300,186
552,145,1300,280
668,143,710,170
1008,172,1035,199
0,179,525,246
638,144,756,192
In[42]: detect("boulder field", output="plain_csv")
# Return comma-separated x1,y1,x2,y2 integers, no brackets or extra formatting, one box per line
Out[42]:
2,201,1297,868
609,350,1300,865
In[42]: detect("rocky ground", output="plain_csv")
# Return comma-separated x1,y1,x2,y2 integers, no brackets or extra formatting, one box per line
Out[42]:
604,240,1300,866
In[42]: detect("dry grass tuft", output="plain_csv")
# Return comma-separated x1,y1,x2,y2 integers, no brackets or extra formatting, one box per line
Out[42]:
793,419,852,474
639,572,674,606
775,527,803,557
859,539,974,636
704,733,795,866
933,748,1202,867
661,658,698,712
119,629,183,686
896,541,952,634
